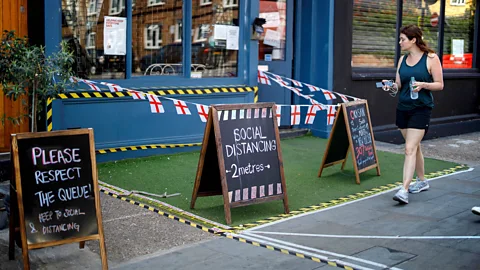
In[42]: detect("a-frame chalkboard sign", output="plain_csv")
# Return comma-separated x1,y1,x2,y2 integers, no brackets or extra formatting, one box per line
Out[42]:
318,100,380,184
9,129,107,270
190,103,289,224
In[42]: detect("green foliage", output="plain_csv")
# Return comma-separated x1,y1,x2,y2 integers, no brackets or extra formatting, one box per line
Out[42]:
0,30,76,130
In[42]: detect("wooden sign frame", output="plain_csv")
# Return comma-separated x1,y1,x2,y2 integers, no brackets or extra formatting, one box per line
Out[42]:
318,100,381,184
8,129,108,270
190,103,289,224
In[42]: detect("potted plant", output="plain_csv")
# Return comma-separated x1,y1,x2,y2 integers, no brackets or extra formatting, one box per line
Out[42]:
0,30,76,132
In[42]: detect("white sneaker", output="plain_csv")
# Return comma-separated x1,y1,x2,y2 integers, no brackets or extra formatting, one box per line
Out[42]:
393,188,409,204
472,206,480,216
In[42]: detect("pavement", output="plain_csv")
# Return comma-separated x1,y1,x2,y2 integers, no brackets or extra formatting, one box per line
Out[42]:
1,131,480,270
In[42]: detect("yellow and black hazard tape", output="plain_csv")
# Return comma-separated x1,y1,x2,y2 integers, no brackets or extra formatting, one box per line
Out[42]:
46,86,258,131
225,234,357,270
100,188,358,270
96,143,202,154
99,189,225,235
56,86,257,99
229,164,469,231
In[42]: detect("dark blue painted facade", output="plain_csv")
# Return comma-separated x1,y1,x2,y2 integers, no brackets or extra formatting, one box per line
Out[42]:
45,0,335,162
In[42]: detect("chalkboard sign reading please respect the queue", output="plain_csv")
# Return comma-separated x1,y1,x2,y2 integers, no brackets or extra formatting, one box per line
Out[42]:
10,129,107,270
191,103,289,224
318,100,380,184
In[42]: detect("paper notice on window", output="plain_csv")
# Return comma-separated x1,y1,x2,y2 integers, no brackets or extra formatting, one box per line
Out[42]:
263,29,281,48
214,24,228,40
452,39,464,57
104,16,127,55
226,26,239,50
259,12,281,28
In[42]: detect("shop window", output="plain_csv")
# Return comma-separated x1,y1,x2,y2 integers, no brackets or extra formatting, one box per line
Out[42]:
145,25,162,49
191,0,240,78
61,0,242,79
258,0,287,62
200,0,213,6
352,0,476,70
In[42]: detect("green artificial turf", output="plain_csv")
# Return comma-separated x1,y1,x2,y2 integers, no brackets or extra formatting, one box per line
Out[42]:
98,135,460,226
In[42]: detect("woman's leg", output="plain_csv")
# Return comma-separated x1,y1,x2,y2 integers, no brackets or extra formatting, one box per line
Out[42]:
400,128,426,181
402,128,425,190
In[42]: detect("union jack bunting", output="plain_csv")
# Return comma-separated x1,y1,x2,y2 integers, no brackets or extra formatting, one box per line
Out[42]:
101,82,123,92
129,90,146,100
290,105,301,125
173,99,191,115
321,89,336,100
305,83,320,92
275,105,281,126
147,94,165,113
257,71,271,85
327,106,337,125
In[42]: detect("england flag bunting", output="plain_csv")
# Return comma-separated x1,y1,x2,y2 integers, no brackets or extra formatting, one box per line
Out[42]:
288,78,302,87
305,83,320,92
290,105,301,125
272,74,289,86
196,104,209,122
83,79,101,91
327,106,337,125
173,99,191,115
272,78,289,87
147,94,165,113
101,82,123,92
321,89,336,100
338,93,349,103
305,104,323,124
275,105,282,126
129,90,146,100
257,71,271,85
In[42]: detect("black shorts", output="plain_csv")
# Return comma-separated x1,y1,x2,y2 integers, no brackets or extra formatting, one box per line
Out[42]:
396,107,432,131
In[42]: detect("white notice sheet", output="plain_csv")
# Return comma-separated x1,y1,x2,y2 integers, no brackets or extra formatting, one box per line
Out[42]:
104,16,127,55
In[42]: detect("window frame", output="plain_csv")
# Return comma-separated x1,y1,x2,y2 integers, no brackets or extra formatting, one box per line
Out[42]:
351,0,480,80
86,32,96,49
223,0,238,8
450,0,466,6
144,24,163,49
200,0,212,6
87,0,98,15
147,0,166,7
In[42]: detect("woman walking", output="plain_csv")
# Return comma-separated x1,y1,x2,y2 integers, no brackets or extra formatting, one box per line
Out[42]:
383,25,444,204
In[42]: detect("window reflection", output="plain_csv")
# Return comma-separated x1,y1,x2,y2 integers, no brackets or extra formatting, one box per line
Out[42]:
258,0,286,62
190,1,240,78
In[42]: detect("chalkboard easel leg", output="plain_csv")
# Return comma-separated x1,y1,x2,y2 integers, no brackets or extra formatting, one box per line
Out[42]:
79,241,85,249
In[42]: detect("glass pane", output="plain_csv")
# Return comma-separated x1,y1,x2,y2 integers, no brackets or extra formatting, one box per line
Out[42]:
191,1,239,78
352,0,397,68
443,0,475,69
133,1,183,76
402,0,439,55
258,0,286,61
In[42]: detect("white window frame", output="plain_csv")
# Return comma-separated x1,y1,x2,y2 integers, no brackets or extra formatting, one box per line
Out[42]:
450,0,466,6
109,0,124,15
87,0,98,15
144,24,163,49
223,0,238,8
174,21,183,43
147,0,166,7
200,0,212,6
86,32,96,49
193,24,210,42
